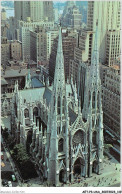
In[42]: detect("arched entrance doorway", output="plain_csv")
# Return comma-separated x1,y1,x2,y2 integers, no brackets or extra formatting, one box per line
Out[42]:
92,160,98,173
59,169,65,183
73,157,85,177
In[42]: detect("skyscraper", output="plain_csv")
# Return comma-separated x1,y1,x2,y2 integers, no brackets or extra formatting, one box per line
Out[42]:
43,1,54,22
69,1,121,86
87,1,120,64
14,1,54,22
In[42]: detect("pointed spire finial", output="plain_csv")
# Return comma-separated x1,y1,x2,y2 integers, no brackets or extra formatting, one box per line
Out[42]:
53,23,65,92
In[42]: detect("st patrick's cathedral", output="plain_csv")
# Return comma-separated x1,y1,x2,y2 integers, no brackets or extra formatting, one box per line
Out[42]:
11,26,104,186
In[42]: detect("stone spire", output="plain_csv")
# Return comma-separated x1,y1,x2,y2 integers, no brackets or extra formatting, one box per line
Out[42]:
53,27,65,95
47,26,69,186
25,62,31,89
90,21,101,89
83,22,101,120
83,21,104,176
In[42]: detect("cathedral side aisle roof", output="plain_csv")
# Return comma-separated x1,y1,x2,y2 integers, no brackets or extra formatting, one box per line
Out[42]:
31,78,44,88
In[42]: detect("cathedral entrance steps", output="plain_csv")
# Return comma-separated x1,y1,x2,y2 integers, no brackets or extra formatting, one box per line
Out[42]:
64,157,120,187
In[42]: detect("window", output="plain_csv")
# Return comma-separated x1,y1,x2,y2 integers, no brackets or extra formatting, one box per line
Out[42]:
62,97,65,114
57,96,60,114
24,109,29,118
58,138,63,152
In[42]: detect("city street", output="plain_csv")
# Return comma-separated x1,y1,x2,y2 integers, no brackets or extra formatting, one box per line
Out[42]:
1,135,22,187
1,147,18,187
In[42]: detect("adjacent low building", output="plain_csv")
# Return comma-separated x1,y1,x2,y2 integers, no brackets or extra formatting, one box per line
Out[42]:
1,78,8,94
1,69,28,93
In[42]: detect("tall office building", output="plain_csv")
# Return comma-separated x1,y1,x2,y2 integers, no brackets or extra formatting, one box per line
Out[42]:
30,27,58,63
14,1,43,22
18,20,54,61
49,29,77,81
102,64,120,136
87,1,120,64
43,1,54,22
14,1,30,21
30,1,44,22
69,1,121,85
14,1,54,22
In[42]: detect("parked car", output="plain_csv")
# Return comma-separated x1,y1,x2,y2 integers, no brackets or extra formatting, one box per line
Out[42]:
12,175,16,182
2,180,8,186
1,162,5,167
8,181,12,187
1,152,4,160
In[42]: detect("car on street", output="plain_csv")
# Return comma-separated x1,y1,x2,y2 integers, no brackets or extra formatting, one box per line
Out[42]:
1,152,4,160
12,175,16,181
8,181,12,187
2,180,8,186
1,162,5,167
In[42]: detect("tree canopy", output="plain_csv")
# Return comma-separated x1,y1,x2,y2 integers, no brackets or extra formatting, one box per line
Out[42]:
11,144,29,164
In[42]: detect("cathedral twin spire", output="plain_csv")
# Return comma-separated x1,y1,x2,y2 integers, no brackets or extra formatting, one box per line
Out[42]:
83,22,102,120
90,21,101,89
53,26,65,94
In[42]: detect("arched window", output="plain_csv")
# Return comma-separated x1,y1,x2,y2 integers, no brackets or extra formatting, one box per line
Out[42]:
73,130,84,146
97,91,100,110
89,91,91,106
92,91,95,109
24,109,29,118
57,96,60,114
62,126,65,133
57,127,61,135
62,96,65,114
33,107,38,117
92,131,97,145
58,138,63,152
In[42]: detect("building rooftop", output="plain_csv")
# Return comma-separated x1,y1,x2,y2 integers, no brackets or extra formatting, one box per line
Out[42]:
18,83,77,123
1,77,8,85
31,78,44,88
111,65,120,71
1,69,28,78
